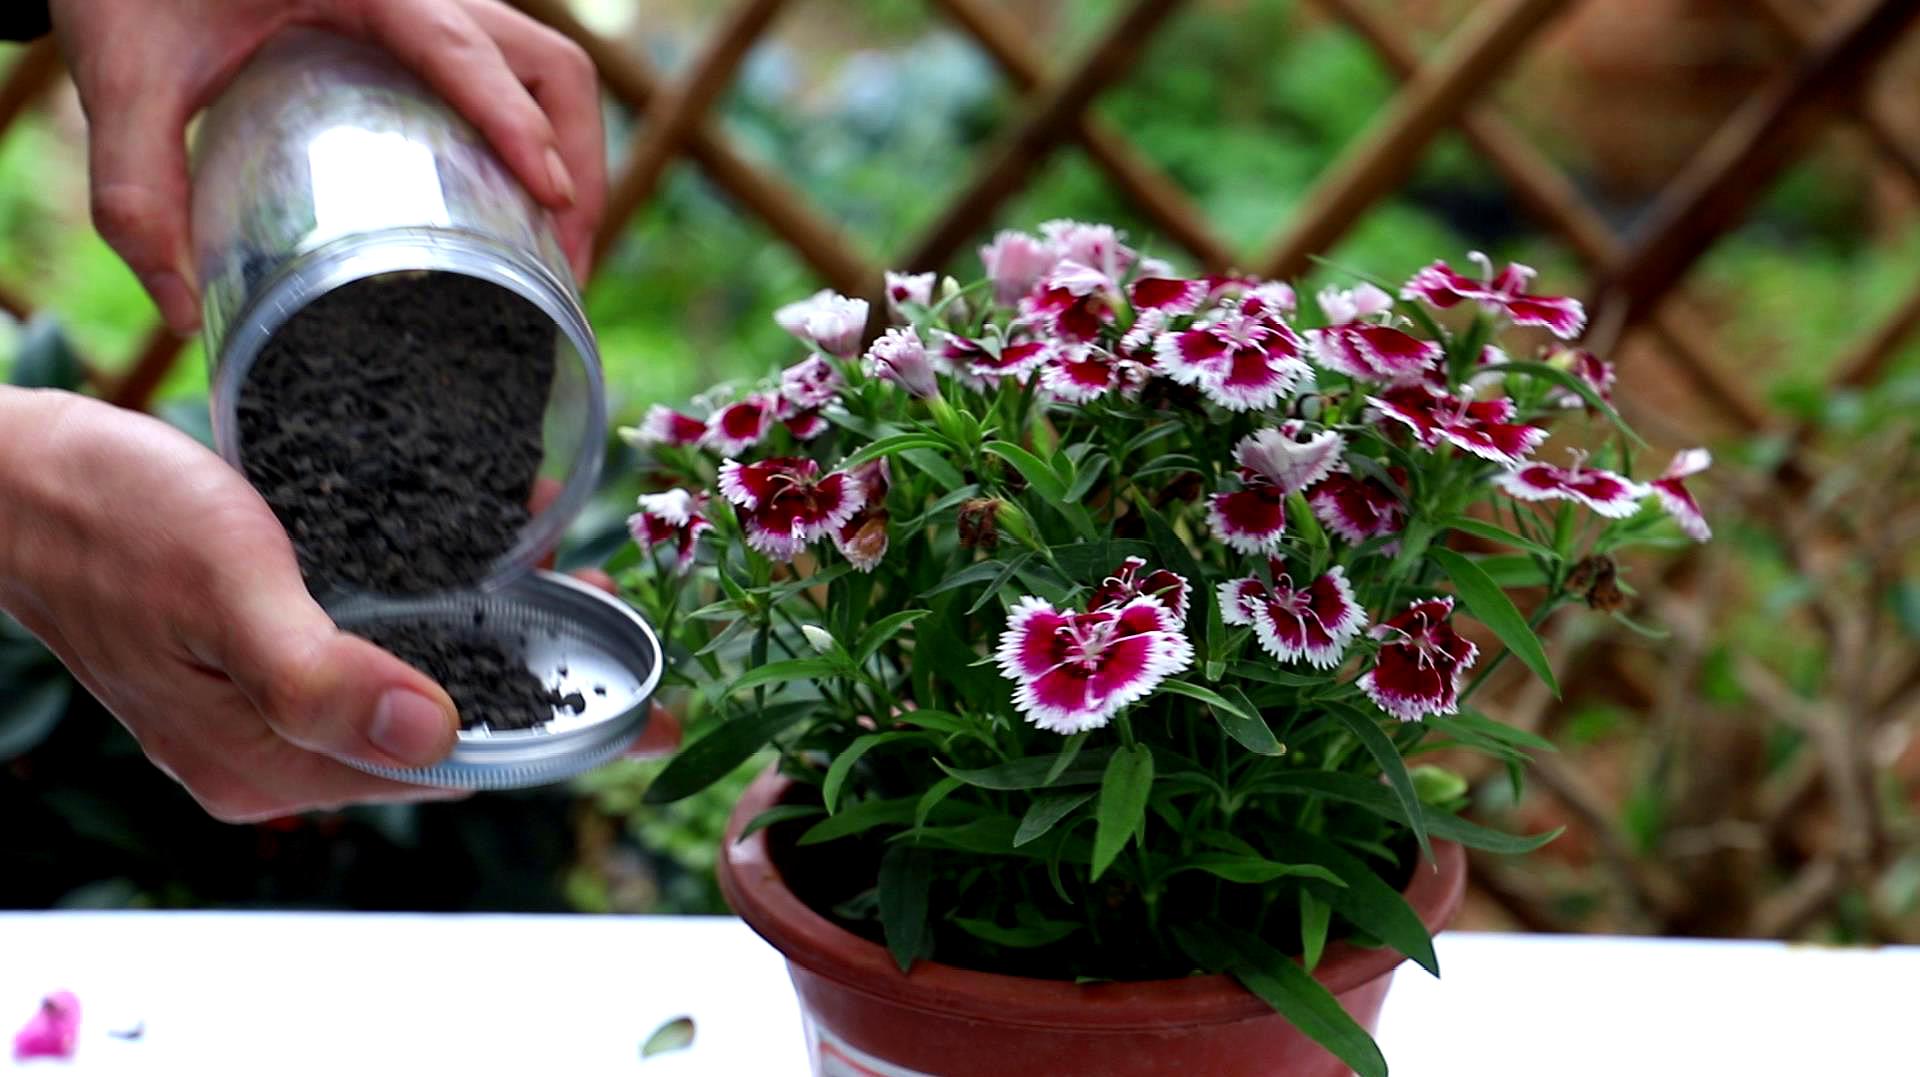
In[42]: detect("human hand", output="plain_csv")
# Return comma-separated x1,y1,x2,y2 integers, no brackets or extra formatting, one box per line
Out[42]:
48,0,607,334
0,387,469,822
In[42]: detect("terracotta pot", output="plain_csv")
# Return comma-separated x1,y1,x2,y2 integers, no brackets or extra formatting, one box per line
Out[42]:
719,767,1467,1077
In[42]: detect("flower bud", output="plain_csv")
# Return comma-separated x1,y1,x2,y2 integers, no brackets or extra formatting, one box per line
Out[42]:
801,624,838,655
1410,765,1469,807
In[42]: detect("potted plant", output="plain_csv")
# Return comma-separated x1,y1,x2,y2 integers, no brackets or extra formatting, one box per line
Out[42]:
614,222,1710,1076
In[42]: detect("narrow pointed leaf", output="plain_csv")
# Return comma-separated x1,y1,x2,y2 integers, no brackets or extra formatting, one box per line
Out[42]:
1014,791,1094,847
1280,832,1439,976
1091,745,1154,881
1328,702,1431,863
1175,924,1386,1077
878,845,932,972
1431,547,1559,697
644,702,815,804
823,732,921,813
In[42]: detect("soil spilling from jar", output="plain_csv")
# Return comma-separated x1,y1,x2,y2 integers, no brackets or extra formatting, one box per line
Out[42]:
238,271,571,731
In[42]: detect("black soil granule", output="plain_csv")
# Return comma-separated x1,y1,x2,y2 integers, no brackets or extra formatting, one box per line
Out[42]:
237,271,566,732
237,271,555,597
355,617,585,732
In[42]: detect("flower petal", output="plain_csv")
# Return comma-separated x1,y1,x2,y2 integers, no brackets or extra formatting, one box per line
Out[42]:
1206,487,1287,555
1235,425,1346,495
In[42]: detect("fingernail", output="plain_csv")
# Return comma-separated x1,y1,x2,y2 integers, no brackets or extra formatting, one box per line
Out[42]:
370,689,457,767
545,147,576,207
142,270,201,336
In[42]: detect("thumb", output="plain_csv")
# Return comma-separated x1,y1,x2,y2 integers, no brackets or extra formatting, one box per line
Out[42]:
78,65,200,335
210,552,460,770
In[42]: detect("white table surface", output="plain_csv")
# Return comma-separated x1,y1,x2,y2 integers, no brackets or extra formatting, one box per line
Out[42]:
0,912,1908,1075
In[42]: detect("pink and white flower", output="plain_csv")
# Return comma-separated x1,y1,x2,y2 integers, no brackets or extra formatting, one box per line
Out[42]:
1154,294,1313,412
884,270,935,322
1090,557,1191,625
628,489,713,574
626,405,708,449
864,326,941,398
1402,253,1586,340
1546,348,1617,410
1236,422,1346,494
1368,385,1547,467
1039,345,1145,403
1129,275,1209,316
979,230,1059,306
1360,596,1480,722
995,595,1193,734
703,394,778,456
774,289,870,358
1205,424,1340,555
717,456,866,561
1495,453,1645,518
936,333,1051,390
1309,282,1443,385
1039,219,1136,281
1218,562,1365,669
832,458,892,572
1317,282,1395,325
780,355,843,411
12,991,79,1061
1022,260,1119,343
1649,448,1712,542
1308,469,1407,546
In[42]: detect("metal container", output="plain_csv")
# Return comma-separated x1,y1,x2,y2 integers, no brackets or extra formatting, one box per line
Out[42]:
191,27,605,592
191,30,655,789
329,572,663,790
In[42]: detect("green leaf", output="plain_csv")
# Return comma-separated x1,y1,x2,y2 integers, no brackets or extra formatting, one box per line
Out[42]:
878,846,932,972
0,677,70,762
1171,853,1343,886
1498,359,1648,447
723,656,847,697
1438,515,1558,560
823,732,921,814
799,795,919,845
1300,892,1331,973
840,432,954,471
921,559,1019,597
1091,745,1154,881
902,447,968,492
1159,680,1284,756
1431,547,1560,697
905,817,1035,857
643,702,816,804
1044,732,1088,785
1063,452,1109,504
693,618,751,658
1281,832,1439,976
1232,663,1326,688
953,916,1079,948
854,609,929,665
968,553,1036,615
733,804,824,845
1434,710,1556,753
640,1016,696,1059
9,318,86,390
984,440,1069,502
914,775,965,829
1473,553,1551,588
1014,791,1094,847
1175,925,1386,1077
1328,703,1432,863
939,747,1116,790
1256,770,1560,854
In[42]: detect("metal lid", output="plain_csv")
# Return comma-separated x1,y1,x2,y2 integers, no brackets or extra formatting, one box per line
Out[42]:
328,571,662,790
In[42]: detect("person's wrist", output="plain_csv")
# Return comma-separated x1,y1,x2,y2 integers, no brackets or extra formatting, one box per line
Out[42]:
0,386,82,610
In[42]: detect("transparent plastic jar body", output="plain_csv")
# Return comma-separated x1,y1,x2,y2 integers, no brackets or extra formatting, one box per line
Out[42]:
190,28,605,592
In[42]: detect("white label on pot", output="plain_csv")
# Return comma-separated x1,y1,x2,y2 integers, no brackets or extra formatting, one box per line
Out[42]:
809,1020,931,1077
308,125,452,237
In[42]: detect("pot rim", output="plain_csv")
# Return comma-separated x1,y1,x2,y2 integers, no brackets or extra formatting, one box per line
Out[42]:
718,766,1466,1031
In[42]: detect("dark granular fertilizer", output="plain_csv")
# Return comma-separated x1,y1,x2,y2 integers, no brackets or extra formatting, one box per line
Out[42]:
238,270,565,732
237,271,555,597
353,616,585,732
